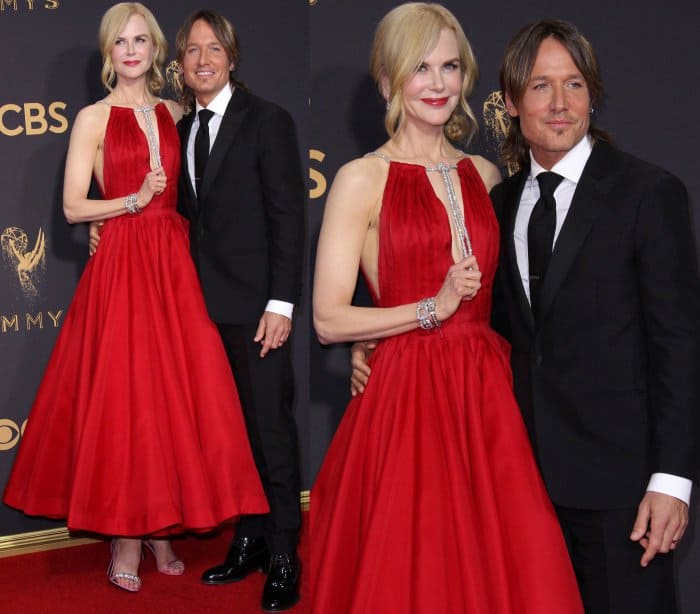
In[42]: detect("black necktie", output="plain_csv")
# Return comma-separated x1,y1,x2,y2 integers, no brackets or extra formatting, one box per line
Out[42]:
528,171,563,320
194,109,214,198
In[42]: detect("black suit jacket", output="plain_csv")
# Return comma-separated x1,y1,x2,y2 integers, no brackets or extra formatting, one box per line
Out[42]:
491,140,700,509
177,87,304,325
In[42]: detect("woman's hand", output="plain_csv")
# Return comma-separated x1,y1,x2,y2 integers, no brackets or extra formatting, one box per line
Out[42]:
137,166,167,207
433,255,482,322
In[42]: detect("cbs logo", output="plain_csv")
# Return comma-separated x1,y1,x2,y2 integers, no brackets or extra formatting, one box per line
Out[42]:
0,102,69,136
0,418,27,451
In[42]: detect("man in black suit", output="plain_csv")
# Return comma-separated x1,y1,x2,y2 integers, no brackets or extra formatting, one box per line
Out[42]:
490,19,700,613
174,10,303,612
351,18,700,614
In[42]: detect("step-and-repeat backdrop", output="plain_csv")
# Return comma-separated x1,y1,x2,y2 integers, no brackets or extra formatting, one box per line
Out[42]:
308,0,700,611
2,0,699,609
0,0,309,536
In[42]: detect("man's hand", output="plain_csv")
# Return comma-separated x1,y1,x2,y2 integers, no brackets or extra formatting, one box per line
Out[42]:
88,221,103,256
350,340,377,396
630,491,688,566
254,311,292,358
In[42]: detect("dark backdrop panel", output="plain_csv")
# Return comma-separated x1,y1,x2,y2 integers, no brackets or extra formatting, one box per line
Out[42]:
0,0,309,536
309,1,700,611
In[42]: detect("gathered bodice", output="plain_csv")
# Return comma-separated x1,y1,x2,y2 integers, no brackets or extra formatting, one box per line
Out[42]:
370,158,498,328
101,103,180,216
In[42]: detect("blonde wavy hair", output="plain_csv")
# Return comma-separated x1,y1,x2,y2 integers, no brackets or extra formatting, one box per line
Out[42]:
98,2,167,95
370,2,479,143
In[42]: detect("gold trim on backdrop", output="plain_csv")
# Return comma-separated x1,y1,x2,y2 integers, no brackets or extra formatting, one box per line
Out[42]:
0,527,97,558
0,491,311,558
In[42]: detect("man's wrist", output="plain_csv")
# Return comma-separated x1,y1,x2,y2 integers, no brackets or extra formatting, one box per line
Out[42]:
265,299,293,319
646,473,692,506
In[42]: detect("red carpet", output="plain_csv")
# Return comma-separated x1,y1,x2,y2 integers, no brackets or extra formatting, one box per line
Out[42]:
0,518,308,614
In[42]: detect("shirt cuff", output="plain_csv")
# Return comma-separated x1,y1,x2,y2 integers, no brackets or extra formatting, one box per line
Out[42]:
646,473,692,506
265,300,294,319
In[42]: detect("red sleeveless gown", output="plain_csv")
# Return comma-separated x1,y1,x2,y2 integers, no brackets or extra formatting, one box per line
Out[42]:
3,103,269,536
311,158,583,613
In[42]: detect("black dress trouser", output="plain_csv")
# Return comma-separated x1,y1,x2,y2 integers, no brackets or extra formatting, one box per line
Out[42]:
555,505,676,614
217,322,301,554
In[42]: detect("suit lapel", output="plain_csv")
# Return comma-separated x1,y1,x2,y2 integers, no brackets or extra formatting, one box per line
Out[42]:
538,141,619,322
502,171,536,332
179,112,198,215
198,87,250,205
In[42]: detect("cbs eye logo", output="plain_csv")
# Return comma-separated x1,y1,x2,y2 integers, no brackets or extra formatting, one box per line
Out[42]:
0,102,69,136
0,419,27,451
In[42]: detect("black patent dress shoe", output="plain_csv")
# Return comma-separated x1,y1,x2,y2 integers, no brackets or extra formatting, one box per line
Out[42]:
261,552,301,612
200,536,270,585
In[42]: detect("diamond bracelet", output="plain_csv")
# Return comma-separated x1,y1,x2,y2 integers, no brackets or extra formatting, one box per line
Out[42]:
125,192,141,214
417,297,441,330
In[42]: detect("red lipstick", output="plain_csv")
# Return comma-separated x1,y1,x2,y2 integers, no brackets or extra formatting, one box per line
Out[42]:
421,97,449,106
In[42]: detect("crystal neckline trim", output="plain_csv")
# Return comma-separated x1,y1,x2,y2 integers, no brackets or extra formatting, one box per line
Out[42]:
135,105,161,168
424,160,459,172
363,151,466,171
433,163,472,258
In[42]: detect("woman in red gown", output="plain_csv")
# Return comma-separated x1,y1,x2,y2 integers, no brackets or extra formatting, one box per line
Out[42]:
311,4,583,613
3,2,268,592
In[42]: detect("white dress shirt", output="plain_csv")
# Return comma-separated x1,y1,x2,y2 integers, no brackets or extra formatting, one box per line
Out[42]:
514,135,691,505
186,84,293,320
514,135,591,303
